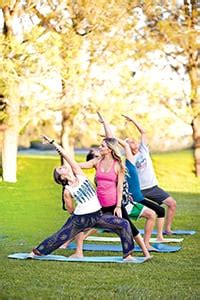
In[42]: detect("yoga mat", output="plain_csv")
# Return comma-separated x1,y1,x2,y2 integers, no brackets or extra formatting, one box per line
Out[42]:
98,229,196,235
86,236,184,243
148,237,183,243
139,229,196,235
68,243,181,253
8,253,147,264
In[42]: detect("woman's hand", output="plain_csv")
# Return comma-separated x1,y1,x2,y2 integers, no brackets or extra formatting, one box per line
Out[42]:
121,114,133,122
41,135,53,144
97,112,105,123
114,206,122,218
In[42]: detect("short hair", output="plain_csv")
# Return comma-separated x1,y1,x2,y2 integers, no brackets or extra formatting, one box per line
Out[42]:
86,148,100,161
86,150,95,161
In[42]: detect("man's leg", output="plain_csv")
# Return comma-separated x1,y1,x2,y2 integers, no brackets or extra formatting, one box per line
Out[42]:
140,199,165,240
163,196,176,233
140,208,156,248
121,205,151,257
156,217,165,240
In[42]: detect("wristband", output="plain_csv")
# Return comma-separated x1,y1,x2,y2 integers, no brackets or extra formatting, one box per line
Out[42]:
116,205,121,208
50,139,54,144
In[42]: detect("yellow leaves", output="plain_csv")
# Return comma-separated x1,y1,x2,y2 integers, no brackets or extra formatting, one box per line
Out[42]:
156,20,180,42
0,0,10,8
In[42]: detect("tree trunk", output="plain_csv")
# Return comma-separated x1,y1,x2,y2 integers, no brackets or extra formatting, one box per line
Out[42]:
60,108,74,165
192,118,200,176
2,97,20,182
189,62,200,176
1,3,24,182
189,59,200,176
187,1,200,176
2,126,19,182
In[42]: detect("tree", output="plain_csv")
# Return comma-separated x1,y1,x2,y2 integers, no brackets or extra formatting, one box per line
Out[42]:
1,0,198,181
0,2,63,181
138,1,199,175
1,0,133,180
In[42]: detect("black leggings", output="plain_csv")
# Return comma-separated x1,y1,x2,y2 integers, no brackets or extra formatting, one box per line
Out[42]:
101,205,139,237
140,199,165,218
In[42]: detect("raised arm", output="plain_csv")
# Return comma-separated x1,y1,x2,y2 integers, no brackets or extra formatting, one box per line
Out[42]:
121,114,147,143
116,137,134,164
97,112,114,138
42,135,84,176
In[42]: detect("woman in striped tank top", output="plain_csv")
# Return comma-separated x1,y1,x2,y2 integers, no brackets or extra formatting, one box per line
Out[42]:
29,135,138,261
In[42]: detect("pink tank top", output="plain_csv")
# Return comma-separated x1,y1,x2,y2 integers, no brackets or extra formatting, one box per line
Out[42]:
95,159,118,207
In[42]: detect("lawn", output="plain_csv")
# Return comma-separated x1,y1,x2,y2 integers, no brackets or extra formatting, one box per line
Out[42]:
0,150,200,299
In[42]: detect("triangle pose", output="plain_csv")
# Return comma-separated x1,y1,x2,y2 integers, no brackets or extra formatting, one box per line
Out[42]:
29,135,152,262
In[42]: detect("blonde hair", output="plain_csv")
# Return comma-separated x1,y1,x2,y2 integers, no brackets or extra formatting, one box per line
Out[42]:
103,138,125,173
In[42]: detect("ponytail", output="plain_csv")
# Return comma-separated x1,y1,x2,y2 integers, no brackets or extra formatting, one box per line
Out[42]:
53,168,68,211
61,186,67,211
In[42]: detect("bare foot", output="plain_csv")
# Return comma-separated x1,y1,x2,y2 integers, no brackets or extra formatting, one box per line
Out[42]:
123,254,135,261
28,251,37,258
123,255,153,262
27,248,44,258
156,237,166,242
69,253,84,258
144,255,153,261
28,250,43,258
148,246,159,252
156,236,164,242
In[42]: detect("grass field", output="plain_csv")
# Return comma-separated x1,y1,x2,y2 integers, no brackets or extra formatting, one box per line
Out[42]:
0,150,200,299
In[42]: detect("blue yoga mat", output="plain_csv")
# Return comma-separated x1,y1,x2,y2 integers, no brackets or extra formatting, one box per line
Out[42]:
68,243,181,253
8,253,147,263
139,229,196,235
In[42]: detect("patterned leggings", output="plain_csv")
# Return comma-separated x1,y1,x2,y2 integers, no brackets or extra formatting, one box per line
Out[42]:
34,210,134,258
101,205,139,237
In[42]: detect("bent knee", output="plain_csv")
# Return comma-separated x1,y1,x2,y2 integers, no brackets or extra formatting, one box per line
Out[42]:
163,197,176,209
142,208,156,220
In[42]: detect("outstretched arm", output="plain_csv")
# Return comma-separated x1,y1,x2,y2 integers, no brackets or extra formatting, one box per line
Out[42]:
79,157,100,169
121,114,147,144
42,135,84,176
116,137,134,164
97,112,114,138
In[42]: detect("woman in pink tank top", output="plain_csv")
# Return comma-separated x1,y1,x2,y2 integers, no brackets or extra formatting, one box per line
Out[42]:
79,113,151,259
96,159,118,207
80,137,124,218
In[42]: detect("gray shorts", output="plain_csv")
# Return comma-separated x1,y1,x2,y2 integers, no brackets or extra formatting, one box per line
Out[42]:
141,185,170,205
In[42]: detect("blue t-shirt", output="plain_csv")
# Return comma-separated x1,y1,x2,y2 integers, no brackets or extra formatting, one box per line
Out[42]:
125,159,144,203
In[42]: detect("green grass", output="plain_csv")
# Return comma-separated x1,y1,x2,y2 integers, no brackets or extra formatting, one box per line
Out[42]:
0,150,200,299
